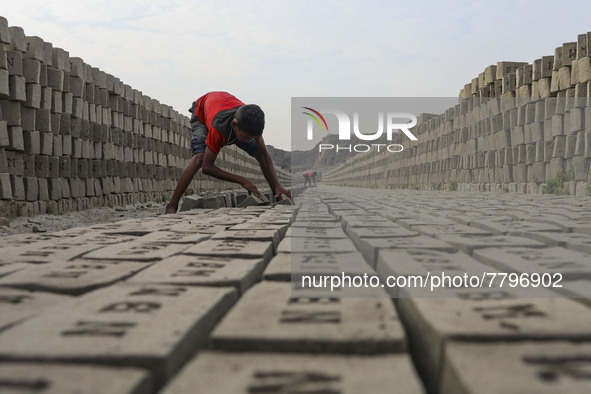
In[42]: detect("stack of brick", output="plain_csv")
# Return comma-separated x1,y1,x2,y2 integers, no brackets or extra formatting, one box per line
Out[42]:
459,35,591,102
324,31,591,196
0,16,283,217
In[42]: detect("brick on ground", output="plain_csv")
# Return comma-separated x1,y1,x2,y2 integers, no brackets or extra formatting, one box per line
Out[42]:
0,363,152,394
0,284,237,389
210,281,407,354
161,352,423,394
441,341,591,394
127,254,265,295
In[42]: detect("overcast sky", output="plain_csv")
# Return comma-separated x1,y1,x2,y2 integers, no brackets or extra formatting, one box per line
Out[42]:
2,1,591,150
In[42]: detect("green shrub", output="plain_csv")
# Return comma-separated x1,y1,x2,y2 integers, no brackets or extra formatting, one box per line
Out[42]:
449,180,458,191
542,171,566,195
46,203,56,214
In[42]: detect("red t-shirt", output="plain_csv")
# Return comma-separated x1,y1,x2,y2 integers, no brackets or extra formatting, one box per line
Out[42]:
304,171,314,177
194,92,244,154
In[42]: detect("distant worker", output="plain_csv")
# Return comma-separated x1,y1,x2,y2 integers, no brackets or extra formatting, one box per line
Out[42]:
303,170,317,187
165,91,291,214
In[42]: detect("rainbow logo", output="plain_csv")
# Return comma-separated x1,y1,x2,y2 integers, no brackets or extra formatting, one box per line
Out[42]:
302,107,329,132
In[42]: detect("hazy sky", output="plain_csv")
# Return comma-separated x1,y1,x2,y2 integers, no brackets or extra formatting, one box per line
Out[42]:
2,1,591,150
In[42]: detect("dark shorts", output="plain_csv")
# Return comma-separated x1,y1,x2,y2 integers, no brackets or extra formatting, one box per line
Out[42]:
190,120,209,155
190,120,258,157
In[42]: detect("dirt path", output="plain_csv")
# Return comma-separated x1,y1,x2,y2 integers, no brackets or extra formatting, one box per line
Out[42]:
0,202,167,236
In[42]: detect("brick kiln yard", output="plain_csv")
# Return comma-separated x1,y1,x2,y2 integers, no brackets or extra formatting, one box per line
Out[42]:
2,12,591,394
0,186,590,393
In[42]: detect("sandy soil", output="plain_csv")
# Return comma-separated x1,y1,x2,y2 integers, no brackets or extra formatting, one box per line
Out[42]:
0,202,167,236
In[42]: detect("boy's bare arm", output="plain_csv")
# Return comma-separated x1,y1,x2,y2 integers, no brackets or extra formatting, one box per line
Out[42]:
254,137,292,200
202,147,263,199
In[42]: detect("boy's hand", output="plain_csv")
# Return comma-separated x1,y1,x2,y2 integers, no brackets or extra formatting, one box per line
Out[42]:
241,179,263,200
274,186,292,201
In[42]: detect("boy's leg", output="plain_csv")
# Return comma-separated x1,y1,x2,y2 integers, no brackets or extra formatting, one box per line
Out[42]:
166,119,207,214
165,153,204,214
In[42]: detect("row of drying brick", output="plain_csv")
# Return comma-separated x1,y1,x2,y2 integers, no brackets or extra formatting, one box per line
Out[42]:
1,186,591,392
325,30,591,191
459,32,591,99
314,187,591,393
324,97,591,192
0,197,424,393
0,15,271,210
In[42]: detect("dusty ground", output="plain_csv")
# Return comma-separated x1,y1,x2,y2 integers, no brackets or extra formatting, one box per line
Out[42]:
0,202,167,236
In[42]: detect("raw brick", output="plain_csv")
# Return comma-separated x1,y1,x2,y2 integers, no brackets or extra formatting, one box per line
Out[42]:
22,58,41,83
7,126,24,151
8,26,26,51
6,50,22,75
0,100,21,125
8,74,25,101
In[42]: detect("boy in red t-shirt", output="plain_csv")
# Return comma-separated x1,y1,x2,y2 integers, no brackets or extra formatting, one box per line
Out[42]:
165,92,291,214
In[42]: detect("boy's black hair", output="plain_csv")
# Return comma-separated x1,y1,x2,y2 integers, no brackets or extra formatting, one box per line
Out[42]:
235,104,265,136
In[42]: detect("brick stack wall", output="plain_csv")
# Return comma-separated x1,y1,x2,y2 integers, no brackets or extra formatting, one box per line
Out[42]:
323,32,591,195
0,16,288,217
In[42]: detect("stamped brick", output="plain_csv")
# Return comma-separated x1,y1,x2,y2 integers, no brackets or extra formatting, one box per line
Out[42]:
229,222,290,238
0,363,151,394
211,282,406,354
248,215,293,225
527,231,591,253
377,250,496,297
357,236,455,267
342,218,401,228
161,352,423,394
277,236,358,254
264,251,373,281
0,262,29,279
0,287,72,331
554,279,591,307
0,241,103,265
413,224,492,238
345,224,418,241
0,259,148,295
211,229,281,250
398,296,591,393
285,226,348,239
127,254,265,294
207,216,250,226
65,232,140,245
290,221,342,229
438,234,545,255
183,238,274,263
161,222,229,235
237,194,269,207
83,241,190,262
296,211,339,221
0,284,237,389
469,219,563,236
0,233,69,248
441,341,591,394
397,216,458,229
136,231,210,244
474,246,591,279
